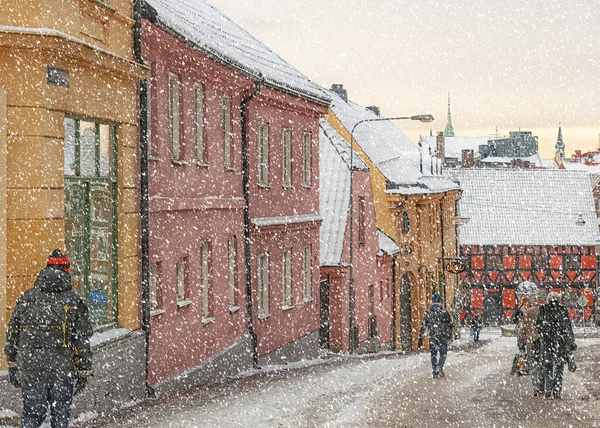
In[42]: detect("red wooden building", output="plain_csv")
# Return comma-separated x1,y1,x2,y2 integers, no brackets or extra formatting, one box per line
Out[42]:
452,169,600,325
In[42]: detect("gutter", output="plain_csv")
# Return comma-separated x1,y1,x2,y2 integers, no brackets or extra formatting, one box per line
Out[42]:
241,77,263,368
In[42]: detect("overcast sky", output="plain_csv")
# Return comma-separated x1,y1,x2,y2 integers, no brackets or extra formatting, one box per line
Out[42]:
211,0,600,157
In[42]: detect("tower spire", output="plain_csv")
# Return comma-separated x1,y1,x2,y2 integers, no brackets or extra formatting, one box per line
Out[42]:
444,92,455,137
555,123,565,158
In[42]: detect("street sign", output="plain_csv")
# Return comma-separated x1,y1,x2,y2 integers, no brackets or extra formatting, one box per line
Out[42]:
446,260,466,274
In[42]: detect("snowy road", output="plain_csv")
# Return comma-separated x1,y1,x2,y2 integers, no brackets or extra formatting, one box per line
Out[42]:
83,330,600,428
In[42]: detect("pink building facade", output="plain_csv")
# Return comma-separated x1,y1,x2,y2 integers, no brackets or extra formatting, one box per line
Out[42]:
141,0,329,387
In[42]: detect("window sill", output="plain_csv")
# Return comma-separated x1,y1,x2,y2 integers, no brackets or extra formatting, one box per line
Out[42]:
282,185,293,190
225,167,236,172
202,316,215,325
282,305,294,311
258,313,271,320
303,297,313,304
302,184,313,189
92,0,117,14
258,183,271,189
229,305,241,313
196,161,209,168
150,308,166,317
148,155,161,162
176,299,193,308
172,159,189,166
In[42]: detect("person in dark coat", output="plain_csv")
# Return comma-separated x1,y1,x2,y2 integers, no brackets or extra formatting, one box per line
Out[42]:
470,312,483,342
4,250,93,428
418,293,453,378
534,291,575,399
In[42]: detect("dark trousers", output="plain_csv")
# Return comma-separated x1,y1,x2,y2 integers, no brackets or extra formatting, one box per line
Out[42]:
429,341,448,374
529,355,544,393
472,329,480,342
542,361,565,397
21,380,74,428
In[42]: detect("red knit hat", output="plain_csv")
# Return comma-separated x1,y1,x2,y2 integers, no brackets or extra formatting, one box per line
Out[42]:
47,249,70,273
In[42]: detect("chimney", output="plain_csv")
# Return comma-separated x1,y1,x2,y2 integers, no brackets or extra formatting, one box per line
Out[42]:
331,84,348,102
436,132,445,165
462,149,474,168
366,106,380,116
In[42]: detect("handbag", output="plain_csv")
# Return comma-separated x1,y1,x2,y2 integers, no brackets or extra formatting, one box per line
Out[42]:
567,355,577,373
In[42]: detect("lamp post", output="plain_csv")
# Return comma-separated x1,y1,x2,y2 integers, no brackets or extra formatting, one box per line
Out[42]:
348,114,434,352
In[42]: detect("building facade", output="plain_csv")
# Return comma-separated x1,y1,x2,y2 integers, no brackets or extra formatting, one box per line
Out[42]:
0,0,147,415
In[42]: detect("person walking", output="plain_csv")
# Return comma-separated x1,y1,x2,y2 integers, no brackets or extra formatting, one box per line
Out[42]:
470,312,483,342
517,287,544,395
534,291,576,399
418,293,454,378
4,250,93,428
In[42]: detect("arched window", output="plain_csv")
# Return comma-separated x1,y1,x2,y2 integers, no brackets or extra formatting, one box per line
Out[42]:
401,211,410,234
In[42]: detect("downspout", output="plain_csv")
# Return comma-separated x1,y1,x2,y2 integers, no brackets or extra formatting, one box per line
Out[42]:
134,0,154,398
391,255,397,350
241,77,263,368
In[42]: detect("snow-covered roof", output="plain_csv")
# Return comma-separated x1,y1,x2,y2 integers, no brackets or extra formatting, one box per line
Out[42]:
144,0,330,105
480,152,544,167
420,135,493,161
561,161,600,173
328,90,458,194
377,230,400,256
453,169,600,246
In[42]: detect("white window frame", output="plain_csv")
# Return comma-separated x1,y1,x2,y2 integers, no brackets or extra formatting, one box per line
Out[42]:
228,236,238,311
200,240,212,322
282,249,292,309
302,131,312,187
176,259,191,307
302,245,312,302
258,253,270,318
222,95,232,169
282,128,292,187
194,84,206,165
258,122,269,186
168,73,181,161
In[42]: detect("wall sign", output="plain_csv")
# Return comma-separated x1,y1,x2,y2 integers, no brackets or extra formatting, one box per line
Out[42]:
47,66,69,87
446,260,466,274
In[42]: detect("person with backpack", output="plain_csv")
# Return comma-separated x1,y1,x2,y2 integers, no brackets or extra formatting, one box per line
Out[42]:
4,250,93,427
534,291,576,399
417,293,454,378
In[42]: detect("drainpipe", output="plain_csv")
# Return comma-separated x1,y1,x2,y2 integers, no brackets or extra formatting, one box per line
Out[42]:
134,0,154,398
391,255,397,350
241,77,263,368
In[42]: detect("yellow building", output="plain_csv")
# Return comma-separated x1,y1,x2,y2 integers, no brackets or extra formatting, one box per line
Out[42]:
325,85,460,350
0,0,147,408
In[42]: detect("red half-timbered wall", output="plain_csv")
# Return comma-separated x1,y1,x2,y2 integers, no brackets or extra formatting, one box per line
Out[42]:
458,245,597,325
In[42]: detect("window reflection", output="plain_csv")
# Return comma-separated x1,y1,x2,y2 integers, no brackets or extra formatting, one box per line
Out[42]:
80,121,96,176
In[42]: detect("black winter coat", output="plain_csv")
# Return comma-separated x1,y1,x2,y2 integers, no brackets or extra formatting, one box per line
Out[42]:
534,301,574,364
419,304,453,346
4,267,93,382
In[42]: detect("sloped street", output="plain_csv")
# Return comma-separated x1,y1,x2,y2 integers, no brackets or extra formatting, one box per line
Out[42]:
79,330,600,428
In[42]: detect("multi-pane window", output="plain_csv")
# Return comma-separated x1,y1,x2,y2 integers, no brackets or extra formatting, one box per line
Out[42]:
358,196,366,245
149,262,161,313
532,254,549,270
258,123,269,186
282,249,292,308
146,69,155,158
282,129,292,187
200,241,211,319
168,74,180,160
564,254,580,270
228,236,237,308
401,212,410,234
222,95,232,169
194,84,205,164
302,245,312,300
302,131,312,187
485,255,502,270
64,117,116,328
258,253,270,317
176,259,187,303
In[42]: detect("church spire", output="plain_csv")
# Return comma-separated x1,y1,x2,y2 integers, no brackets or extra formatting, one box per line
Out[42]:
444,92,455,137
555,124,565,158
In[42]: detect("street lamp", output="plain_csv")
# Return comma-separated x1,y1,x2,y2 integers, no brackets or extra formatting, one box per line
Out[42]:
348,114,434,352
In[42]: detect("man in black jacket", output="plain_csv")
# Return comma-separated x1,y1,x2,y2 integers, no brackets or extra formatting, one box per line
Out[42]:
534,291,575,399
418,293,454,378
4,250,93,428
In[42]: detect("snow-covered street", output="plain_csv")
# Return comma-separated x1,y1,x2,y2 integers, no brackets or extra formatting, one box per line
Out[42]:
80,330,600,427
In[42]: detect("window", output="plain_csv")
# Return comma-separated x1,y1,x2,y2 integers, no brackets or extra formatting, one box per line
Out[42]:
176,259,188,305
401,212,410,234
258,253,270,318
222,95,232,169
532,254,549,270
282,128,292,187
258,123,269,186
302,131,312,187
282,249,292,308
146,69,156,158
168,74,181,161
64,117,117,328
149,262,164,315
358,196,366,245
564,254,580,270
200,241,211,319
302,245,312,301
485,255,502,270
194,84,205,164
228,236,237,308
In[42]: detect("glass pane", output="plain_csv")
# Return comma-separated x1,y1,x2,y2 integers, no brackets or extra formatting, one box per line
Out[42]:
80,121,97,176
99,124,111,177
88,183,114,327
64,118,76,176
64,181,87,291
